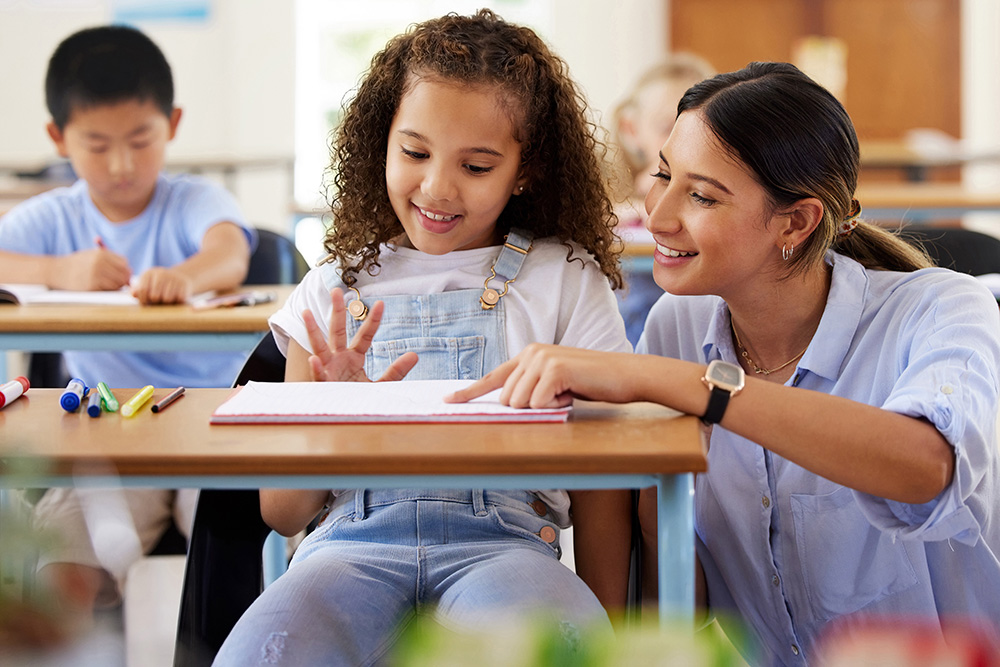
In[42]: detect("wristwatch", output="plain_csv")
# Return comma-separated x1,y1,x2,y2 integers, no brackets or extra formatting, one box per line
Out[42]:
701,359,745,425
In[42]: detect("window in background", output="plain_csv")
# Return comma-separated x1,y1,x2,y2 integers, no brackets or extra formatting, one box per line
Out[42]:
293,0,552,262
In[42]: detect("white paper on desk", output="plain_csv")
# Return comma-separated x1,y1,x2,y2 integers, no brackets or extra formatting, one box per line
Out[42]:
210,380,572,424
0,283,139,306
0,283,217,306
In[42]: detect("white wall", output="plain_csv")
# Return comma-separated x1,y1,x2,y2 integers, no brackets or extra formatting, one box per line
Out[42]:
548,0,667,128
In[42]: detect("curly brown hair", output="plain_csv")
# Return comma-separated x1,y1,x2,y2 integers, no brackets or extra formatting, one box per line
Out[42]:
323,9,623,289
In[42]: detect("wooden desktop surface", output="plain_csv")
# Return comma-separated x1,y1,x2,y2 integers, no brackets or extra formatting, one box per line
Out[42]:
0,388,707,479
0,285,294,334
854,182,1000,211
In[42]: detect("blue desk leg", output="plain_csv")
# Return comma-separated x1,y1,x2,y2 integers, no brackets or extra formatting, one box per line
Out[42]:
657,473,695,628
263,530,287,587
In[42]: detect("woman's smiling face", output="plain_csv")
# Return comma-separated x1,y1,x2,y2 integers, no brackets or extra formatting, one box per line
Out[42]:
644,110,784,299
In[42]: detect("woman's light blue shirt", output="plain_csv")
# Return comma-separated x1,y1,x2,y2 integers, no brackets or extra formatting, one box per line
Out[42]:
638,252,1000,666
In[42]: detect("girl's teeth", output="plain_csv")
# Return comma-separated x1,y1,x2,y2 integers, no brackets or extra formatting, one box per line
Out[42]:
420,208,457,222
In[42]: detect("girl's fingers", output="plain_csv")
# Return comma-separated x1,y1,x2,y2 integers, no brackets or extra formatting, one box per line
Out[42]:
377,351,418,382
328,288,349,352
348,300,385,355
308,355,327,382
303,309,332,364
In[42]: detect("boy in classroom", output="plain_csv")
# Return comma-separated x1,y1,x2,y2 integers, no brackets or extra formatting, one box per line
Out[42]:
214,10,630,665
0,25,255,616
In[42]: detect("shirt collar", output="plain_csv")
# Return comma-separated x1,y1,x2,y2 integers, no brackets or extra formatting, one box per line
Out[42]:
700,251,868,382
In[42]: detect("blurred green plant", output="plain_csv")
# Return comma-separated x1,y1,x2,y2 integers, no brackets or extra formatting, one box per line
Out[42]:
391,612,750,667
0,458,78,650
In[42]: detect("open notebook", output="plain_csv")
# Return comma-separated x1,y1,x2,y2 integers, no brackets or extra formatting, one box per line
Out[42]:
210,380,572,424
0,284,226,307
0,283,140,306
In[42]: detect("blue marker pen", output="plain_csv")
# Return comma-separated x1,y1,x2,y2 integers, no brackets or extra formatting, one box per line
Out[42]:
61,378,89,412
87,390,102,417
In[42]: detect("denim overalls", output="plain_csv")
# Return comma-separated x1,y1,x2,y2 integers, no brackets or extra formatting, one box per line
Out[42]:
213,231,610,666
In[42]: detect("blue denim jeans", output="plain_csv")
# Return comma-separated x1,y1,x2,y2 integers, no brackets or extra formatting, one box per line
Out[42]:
213,490,609,666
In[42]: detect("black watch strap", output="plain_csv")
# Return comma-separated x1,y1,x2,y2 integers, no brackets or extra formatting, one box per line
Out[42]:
702,385,731,425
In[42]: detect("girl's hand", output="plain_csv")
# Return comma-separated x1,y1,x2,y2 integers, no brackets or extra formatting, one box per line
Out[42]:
303,287,418,383
445,343,638,408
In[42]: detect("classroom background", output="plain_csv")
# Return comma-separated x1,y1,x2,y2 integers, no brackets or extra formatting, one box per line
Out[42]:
2,1,1000,665
3,0,998,262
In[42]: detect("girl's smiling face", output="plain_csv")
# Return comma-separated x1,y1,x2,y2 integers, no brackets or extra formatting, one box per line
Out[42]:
644,110,785,299
385,76,526,254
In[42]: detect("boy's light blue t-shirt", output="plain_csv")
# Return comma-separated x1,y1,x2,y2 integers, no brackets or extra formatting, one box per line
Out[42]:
0,173,257,388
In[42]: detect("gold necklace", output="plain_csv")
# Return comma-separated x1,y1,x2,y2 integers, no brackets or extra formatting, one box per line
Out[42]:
731,321,808,376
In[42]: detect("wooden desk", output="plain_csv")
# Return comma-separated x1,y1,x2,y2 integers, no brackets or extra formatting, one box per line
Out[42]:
860,140,1000,182
857,183,1000,221
0,387,707,622
0,285,294,380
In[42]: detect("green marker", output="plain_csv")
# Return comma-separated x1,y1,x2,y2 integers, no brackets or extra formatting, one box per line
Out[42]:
97,382,119,412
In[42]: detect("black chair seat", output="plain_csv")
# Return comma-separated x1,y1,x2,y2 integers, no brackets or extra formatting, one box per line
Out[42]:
173,331,286,667
900,226,1000,276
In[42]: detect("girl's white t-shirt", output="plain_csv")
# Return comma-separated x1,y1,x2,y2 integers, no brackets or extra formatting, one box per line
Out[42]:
270,238,633,526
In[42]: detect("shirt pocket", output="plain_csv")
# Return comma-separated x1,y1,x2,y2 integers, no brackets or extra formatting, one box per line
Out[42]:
790,487,918,621
368,335,486,381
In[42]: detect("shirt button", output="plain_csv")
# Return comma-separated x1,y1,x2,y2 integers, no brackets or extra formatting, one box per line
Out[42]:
531,499,548,516
791,644,800,656
771,575,780,587
941,384,954,395
539,526,557,543
762,496,771,509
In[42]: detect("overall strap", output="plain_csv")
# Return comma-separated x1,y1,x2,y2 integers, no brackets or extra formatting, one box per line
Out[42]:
494,228,533,281
480,228,533,310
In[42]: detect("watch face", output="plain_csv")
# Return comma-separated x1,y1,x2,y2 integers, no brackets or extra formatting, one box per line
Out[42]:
708,360,745,390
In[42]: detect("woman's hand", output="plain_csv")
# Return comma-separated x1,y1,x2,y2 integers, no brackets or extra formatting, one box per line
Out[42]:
303,287,418,382
445,343,640,408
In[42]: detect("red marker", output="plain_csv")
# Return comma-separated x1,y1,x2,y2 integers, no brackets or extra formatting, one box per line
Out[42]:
0,376,29,409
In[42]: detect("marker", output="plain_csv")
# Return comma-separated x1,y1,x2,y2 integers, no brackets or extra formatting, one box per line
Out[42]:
87,390,102,417
151,386,185,413
97,382,119,412
121,385,155,418
60,378,89,412
0,376,29,409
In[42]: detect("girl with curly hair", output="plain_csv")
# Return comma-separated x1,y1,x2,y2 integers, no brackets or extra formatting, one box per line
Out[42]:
215,10,628,665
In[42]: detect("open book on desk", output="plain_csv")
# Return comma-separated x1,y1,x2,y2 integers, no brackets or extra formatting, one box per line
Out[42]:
210,380,572,424
0,283,140,306
0,283,226,307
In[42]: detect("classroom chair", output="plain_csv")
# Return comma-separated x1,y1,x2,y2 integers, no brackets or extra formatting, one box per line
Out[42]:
247,227,310,285
173,331,284,667
900,226,1000,276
